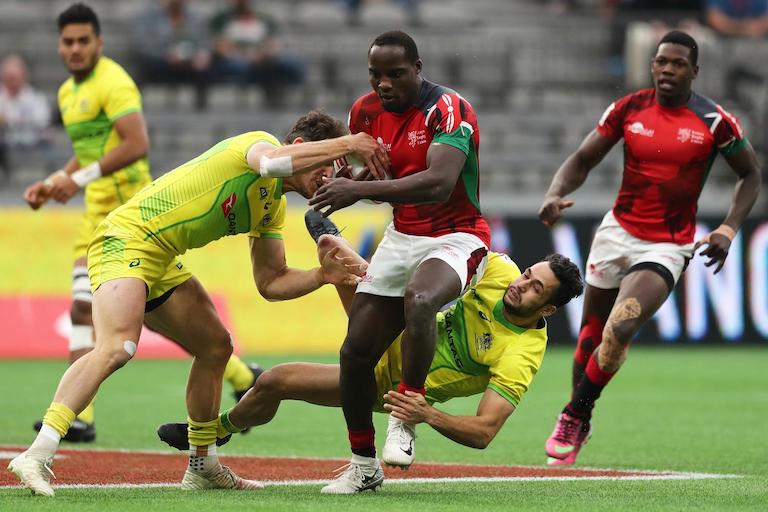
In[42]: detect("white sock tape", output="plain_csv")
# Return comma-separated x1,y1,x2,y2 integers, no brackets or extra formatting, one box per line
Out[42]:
123,340,137,358
72,266,92,303
259,155,293,178
69,325,95,351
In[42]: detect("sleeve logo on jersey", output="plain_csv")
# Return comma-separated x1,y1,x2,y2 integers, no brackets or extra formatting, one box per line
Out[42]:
677,128,704,144
475,332,493,353
407,130,427,148
220,193,237,217
627,122,655,137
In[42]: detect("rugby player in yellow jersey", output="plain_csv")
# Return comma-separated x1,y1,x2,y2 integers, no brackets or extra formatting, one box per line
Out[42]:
22,3,260,443
157,235,584,494
8,110,389,497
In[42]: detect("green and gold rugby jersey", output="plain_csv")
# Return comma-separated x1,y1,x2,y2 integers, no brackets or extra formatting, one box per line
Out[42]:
58,57,151,213
106,131,286,255
425,252,547,407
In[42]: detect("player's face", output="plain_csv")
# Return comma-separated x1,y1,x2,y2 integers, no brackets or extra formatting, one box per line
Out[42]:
368,45,422,113
295,165,333,199
502,262,559,317
58,23,103,76
651,43,697,99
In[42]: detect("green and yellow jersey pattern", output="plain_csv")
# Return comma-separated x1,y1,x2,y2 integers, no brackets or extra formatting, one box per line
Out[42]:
375,252,547,410
106,131,286,256
59,57,151,215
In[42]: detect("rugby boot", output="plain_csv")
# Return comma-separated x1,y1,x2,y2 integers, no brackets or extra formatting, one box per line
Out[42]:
320,455,384,494
305,209,340,243
181,463,263,490
7,451,55,497
157,422,232,451
381,415,416,469
545,411,592,466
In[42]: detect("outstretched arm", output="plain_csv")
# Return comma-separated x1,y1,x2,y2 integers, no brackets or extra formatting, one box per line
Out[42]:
694,141,762,273
383,388,515,449
539,129,617,226
246,132,389,180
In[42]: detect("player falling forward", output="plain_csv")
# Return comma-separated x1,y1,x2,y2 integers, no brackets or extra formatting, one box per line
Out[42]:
157,231,584,494
7,110,386,497
22,3,261,443
539,31,761,466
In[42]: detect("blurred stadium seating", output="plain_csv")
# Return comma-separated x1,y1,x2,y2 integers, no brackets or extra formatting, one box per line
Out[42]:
0,0,765,214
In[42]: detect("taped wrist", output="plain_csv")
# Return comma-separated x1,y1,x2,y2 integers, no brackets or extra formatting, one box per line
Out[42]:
259,155,293,178
71,161,102,188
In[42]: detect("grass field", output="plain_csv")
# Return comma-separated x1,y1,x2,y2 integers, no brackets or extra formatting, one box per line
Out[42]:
1,346,767,511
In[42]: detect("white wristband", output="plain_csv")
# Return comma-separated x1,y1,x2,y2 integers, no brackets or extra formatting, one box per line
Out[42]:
70,161,102,188
259,155,294,178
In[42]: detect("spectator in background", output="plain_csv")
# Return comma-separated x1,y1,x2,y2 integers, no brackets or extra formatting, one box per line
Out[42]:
705,1,768,103
0,54,51,182
133,0,211,110
706,0,768,37
210,0,306,107
603,1,712,89
342,0,422,27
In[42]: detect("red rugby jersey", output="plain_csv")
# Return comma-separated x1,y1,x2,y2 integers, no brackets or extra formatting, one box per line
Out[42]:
597,88,747,244
348,80,490,246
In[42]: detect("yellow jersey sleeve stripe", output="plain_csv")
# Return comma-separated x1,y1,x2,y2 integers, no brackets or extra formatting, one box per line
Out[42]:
487,382,520,406
109,107,141,122
258,232,283,240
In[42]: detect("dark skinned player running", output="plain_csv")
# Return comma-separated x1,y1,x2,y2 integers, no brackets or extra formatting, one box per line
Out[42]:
308,31,490,493
539,31,762,466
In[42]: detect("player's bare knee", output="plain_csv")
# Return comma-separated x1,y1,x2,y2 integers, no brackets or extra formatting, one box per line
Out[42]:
205,332,233,366
340,340,377,370
316,234,340,260
404,286,440,321
251,367,285,397
98,340,137,372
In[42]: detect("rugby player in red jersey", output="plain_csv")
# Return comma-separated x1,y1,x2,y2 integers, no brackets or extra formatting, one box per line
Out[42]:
538,31,762,466
309,30,490,493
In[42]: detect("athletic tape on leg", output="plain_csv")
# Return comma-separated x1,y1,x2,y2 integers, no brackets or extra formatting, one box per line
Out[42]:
123,340,137,358
69,324,95,351
72,266,92,303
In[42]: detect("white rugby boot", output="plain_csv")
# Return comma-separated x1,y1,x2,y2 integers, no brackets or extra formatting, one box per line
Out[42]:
181,463,263,490
381,415,416,469
320,455,384,494
7,451,56,497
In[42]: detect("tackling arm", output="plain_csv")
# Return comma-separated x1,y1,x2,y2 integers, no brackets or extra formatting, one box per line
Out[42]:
249,237,364,301
308,143,466,216
383,388,515,449
245,132,388,179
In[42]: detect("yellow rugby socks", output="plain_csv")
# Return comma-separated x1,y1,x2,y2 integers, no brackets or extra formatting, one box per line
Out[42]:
42,402,76,438
29,402,76,455
223,355,254,393
77,401,95,425
188,417,221,473
219,410,243,435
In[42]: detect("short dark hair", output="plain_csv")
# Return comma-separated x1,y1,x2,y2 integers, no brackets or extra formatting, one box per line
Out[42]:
58,3,101,35
370,30,419,63
544,254,584,308
284,109,347,144
657,30,698,66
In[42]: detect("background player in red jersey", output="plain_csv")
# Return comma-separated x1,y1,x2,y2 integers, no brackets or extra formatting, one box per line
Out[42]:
309,31,490,493
538,31,762,466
